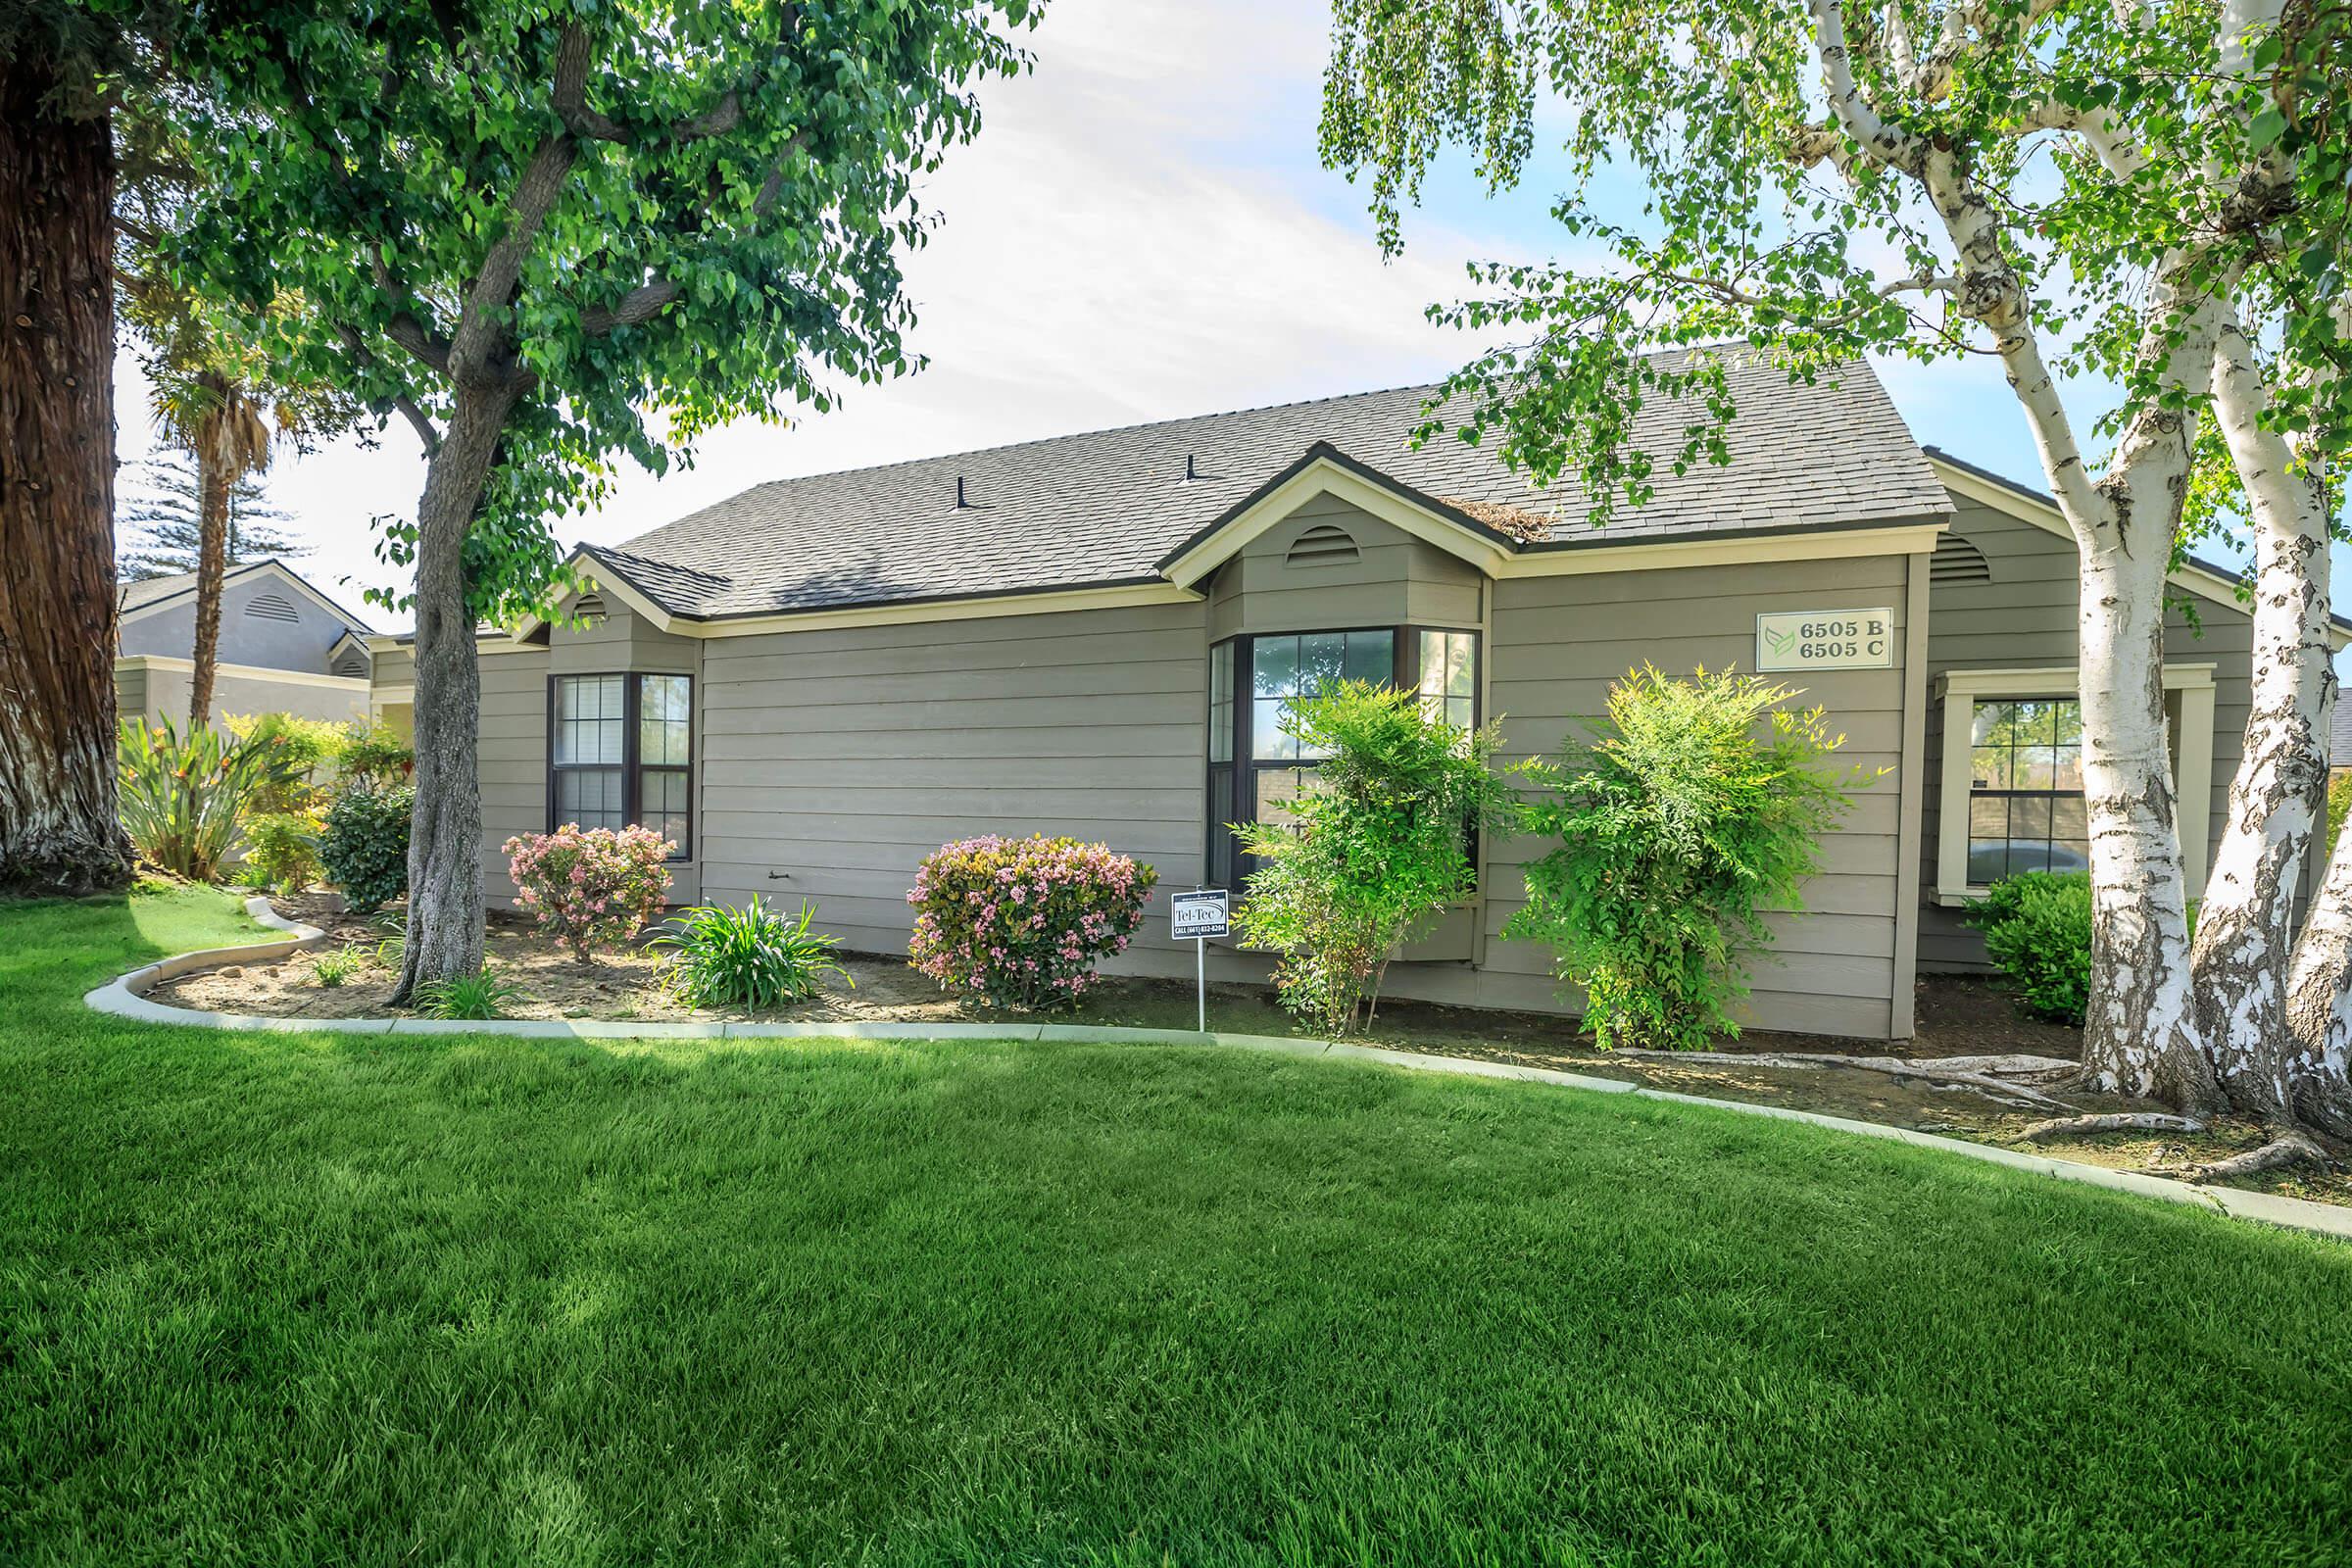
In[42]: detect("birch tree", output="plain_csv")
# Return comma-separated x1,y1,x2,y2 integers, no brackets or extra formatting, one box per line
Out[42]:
1322,0,2350,1123
165,0,1034,999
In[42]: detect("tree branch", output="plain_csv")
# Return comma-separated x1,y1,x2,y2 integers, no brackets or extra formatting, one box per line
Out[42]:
337,325,443,454
579,278,683,336
1802,0,1927,175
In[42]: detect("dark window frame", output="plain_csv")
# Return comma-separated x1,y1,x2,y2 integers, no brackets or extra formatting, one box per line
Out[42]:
546,671,695,861
1203,624,1481,889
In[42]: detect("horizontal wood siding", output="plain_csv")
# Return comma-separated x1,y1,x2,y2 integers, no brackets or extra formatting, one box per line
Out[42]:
1207,495,1483,640
1921,494,2256,969
698,601,1208,965
1440,554,1913,1039
478,647,552,902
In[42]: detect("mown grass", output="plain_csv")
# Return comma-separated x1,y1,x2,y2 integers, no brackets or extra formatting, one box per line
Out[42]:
4,885,2350,1566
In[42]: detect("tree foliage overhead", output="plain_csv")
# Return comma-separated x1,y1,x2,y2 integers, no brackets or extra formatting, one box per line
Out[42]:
1320,0,2349,534
162,0,1035,620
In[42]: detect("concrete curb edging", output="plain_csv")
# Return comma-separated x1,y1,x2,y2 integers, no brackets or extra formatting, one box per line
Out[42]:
82,900,2352,1243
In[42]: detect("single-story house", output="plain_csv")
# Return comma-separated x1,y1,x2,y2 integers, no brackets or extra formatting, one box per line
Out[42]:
117,559,376,728
368,359,2322,1040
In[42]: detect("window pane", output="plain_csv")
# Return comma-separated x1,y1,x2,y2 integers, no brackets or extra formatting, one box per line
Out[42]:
2052,744,2083,791
1973,701,2016,747
1254,767,1315,833
1298,632,1346,696
1252,698,1296,760
1445,632,1475,698
1448,696,1474,731
639,674,691,765
1968,795,2012,883
1418,629,1446,694
1208,765,1236,887
1251,636,1298,699
1970,745,2010,791
1346,630,1394,686
556,675,625,765
2050,797,2090,872
2015,744,2058,791
556,766,626,831
643,768,690,854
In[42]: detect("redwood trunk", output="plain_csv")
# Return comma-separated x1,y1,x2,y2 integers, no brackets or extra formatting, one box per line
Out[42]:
0,56,131,893
189,443,230,726
392,386,517,1003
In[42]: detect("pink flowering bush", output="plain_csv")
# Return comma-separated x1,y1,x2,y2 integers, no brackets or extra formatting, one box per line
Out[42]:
503,824,674,962
906,834,1156,1010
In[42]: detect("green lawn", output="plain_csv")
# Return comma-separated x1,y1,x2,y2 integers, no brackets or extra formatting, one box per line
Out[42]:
5,887,2349,1566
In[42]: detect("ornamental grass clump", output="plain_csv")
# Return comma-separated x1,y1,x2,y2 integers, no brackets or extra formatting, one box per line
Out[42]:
907,835,1155,1010
117,716,270,882
1506,664,1869,1051
503,824,674,963
655,897,851,1010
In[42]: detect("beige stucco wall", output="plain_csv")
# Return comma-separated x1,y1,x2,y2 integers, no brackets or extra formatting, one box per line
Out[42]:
1919,489,2258,970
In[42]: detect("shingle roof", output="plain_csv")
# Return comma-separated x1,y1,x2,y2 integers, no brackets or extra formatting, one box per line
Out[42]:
119,566,206,612
599,355,1948,620
116,559,376,633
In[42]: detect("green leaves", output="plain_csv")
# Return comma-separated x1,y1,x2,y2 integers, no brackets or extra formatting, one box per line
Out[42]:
160,0,1037,621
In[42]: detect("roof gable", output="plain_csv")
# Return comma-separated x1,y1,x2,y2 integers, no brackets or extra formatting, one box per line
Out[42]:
117,559,376,636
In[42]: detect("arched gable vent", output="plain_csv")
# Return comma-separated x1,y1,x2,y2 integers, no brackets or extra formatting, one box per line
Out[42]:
1931,532,1991,585
571,592,608,624
1286,522,1360,567
332,649,369,680
244,590,301,623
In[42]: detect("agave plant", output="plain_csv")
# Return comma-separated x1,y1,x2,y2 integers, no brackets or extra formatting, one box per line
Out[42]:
117,716,270,881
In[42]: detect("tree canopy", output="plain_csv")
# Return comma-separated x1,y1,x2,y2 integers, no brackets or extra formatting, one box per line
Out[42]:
162,0,1035,622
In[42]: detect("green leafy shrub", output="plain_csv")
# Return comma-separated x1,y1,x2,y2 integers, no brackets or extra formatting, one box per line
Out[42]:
413,967,527,1021
654,897,851,1009
227,712,352,813
2328,769,2352,848
1234,681,1510,1035
312,944,367,987
503,825,674,962
320,786,414,913
1964,871,2092,1026
1505,665,1868,1050
340,725,416,791
241,810,323,893
117,716,270,881
907,836,1155,1010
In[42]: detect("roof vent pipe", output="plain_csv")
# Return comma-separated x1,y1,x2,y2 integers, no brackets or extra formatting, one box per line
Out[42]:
1185,455,1198,483
956,475,967,509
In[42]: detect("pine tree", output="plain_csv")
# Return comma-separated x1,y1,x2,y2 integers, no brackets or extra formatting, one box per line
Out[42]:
117,451,306,580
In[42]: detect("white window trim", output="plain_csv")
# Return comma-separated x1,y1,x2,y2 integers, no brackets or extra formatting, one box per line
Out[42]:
1934,664,2216,906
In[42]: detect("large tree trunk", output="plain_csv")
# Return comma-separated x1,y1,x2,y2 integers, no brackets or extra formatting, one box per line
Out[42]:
0,56,131,894
391,384,517,1004
188,434,231,727
2286,829,2352,1138
2191,317,2334,1117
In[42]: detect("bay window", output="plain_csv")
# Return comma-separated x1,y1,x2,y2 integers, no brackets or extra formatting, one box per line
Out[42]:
549,672,694,859
1205,626,1478,886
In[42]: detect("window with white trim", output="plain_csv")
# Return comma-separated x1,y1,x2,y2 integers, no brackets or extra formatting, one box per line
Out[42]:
1935,665,2215,901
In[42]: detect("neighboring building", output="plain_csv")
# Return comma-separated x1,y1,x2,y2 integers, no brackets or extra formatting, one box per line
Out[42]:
368,360,2332,1040
117,559,376,728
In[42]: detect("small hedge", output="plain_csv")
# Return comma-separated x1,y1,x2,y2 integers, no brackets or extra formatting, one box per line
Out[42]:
907,835,1154,1010
505,824,674,962
1965,871,2092,1025
319,787,414,913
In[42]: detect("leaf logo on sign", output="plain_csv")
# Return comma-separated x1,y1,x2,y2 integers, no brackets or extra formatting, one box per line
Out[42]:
1763,624,1796,657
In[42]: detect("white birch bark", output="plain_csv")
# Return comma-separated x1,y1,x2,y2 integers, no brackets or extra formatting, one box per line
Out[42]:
2192,315,2335,1116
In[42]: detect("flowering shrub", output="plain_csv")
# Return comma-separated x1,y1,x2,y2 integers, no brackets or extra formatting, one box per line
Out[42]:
503,824,674,962
906,835,1155,1010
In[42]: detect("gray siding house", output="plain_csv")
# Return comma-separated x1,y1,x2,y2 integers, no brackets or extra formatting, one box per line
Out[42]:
369,361,2306,1040
117,559,376,728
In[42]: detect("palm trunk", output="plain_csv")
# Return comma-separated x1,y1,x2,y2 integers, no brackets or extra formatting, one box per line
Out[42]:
189,433,231,726
391,384,518,1004
2191,318,2334,1117
0,56,131,893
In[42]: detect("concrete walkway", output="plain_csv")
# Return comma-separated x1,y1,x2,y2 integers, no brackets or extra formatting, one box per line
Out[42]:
84,898,2352,1244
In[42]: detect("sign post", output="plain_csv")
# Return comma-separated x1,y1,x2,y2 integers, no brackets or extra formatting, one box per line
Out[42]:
1169,889,1230,1033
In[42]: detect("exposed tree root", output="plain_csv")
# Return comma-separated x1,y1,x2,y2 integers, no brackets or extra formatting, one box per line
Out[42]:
1611,1049,2076,1109
2016,1112,2207,1143
2180,1130,2331,1184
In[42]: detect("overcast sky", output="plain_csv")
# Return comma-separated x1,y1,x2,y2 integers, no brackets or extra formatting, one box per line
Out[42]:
112,0,2127,633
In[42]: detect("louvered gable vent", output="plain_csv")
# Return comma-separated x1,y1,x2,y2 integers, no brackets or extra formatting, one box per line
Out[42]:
572,592,608,623
245,590,301,623
332,649,369,679
1931,533,1991,585
1286,522,1360,567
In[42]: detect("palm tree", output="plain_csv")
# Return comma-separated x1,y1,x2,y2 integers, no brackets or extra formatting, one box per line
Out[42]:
149,366,283,726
